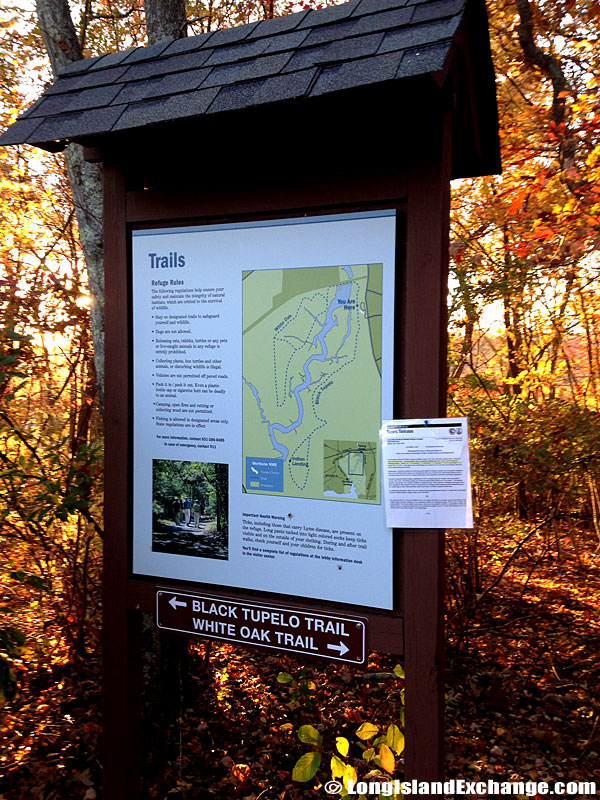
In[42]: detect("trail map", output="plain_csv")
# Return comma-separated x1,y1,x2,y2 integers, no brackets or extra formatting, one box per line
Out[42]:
242,263,382,503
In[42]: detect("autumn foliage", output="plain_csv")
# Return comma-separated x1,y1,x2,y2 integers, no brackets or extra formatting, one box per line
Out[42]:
0,0,600,798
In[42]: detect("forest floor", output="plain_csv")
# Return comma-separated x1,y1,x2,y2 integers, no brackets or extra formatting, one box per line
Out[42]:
0,521,599,800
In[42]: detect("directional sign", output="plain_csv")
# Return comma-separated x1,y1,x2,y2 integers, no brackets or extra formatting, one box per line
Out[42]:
156,590,367,664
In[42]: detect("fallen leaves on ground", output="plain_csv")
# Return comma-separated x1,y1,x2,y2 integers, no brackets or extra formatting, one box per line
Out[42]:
0,522,598,799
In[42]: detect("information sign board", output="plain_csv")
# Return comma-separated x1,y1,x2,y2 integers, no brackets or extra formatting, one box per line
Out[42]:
132,211,396,609
156,589,367,664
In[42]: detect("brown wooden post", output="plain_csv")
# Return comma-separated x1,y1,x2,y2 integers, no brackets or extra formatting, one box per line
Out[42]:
103,162,142,800
401,109,452,787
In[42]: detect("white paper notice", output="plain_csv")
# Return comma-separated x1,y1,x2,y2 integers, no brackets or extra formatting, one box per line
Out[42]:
381,418,473,529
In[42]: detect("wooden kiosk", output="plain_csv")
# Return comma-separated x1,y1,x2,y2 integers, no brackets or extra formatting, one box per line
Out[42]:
1,0,500,795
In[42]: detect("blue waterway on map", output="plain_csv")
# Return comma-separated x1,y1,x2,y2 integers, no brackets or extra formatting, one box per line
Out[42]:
243,379,268,424
246,267,355,462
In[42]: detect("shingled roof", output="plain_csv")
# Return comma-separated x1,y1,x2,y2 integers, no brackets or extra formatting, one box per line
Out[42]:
0,0,499,176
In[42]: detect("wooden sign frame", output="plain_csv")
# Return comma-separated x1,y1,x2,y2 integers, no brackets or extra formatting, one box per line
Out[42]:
101,106,449,799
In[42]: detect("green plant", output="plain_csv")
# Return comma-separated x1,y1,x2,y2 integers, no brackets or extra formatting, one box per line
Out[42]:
276,665,316,709
290,664,405,797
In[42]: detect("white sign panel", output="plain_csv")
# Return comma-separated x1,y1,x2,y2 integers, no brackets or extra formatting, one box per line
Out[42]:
381,418,473,529
132,212,396,609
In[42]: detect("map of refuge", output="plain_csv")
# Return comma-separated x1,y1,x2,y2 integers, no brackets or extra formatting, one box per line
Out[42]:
242,263,382,503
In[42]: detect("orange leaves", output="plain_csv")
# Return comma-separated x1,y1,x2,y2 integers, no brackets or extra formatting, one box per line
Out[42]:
512,240,530,258
508,187,529,216
231,762,251,782
531,225,555,241
450,0,600,416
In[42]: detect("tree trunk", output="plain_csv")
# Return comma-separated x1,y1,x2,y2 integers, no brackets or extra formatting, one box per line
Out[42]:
35,0,105,413
64,148,105,413
144,0,187,44
35,0,189,414
35,0,82,69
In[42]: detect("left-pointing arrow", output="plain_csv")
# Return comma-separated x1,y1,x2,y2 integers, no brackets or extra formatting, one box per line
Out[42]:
169,596,187,610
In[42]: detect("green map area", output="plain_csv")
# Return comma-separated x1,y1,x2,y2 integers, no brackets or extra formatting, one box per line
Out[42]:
242,263,382,503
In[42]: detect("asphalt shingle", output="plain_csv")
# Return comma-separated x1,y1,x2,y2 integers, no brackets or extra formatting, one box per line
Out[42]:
203,38,272,67
263,29,312,54
202,22,259,48
112,87,219,130
160,32,215,56
29,106,126,142
88,49,137,71
45,65,130,95
396,41,450,77
0,0,488,150
57,56,102,76
206,67,317,114
280,43,336,73
0,117,43,145
352,0,410,14
297,1,360,29
303,8,414,48
202,52,293,89
412,0,464,23
120,40,172,64
36,84,123,117
16,97,44,120
378,16,461,53
121,48,214,82
247,10,310,39
111,67,212,104
282,32,385,73
310,50,405,96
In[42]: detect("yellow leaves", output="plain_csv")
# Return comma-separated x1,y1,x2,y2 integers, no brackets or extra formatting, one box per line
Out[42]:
344,763,358,791
330,754,345,778
386,724,405,756
350,719,404,781
585,144,600,168
292,751,321,782
292,716,405,791
356,722,378,740
378,742,395,774
330,755,357,793
335,736,349,757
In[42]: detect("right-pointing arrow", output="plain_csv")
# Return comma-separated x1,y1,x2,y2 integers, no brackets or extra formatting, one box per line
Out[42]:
327,640,349,657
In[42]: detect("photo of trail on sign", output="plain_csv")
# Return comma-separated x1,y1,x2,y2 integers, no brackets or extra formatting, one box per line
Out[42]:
242,263,382,503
